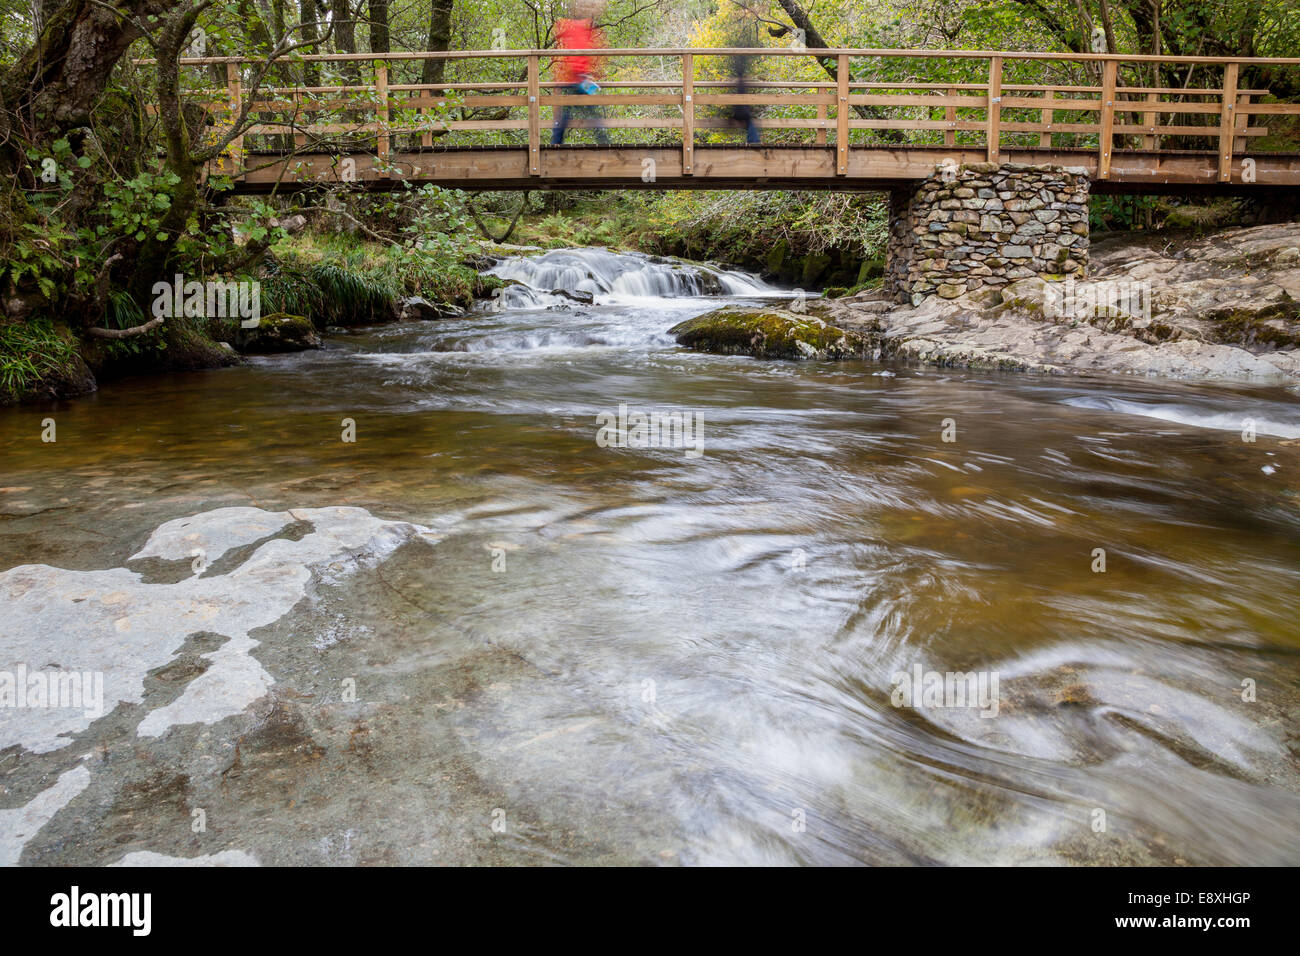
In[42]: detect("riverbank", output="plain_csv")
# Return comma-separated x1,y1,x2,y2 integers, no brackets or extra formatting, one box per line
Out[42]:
677,222,1300,380
0,230,500,406
8,218,1300,408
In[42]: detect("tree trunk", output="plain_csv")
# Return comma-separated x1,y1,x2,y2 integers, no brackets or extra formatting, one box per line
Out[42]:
2,0,178,132
368,0,389,54
421,0,455,87
331,0,360,83
300,0,322,86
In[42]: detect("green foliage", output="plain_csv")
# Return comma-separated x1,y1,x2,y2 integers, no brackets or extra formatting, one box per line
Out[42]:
308,263,402,324
99,171,179,245
0,320,79,404
651,190,890,263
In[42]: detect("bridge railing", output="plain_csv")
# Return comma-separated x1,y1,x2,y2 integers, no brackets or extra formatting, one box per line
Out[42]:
145,48,1300,184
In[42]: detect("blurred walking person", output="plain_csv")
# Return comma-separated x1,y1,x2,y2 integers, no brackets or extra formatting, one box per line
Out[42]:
722,6,761,144
551,1,610,145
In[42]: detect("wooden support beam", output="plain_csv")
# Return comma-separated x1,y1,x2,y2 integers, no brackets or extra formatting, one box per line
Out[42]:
945,86,956,147
1234,92,1249,153
1038,88,1052,148
836,53,849,174
527,54,540,175
375,62,390,171
986,56,1002,163
816,101,827,144
1218,62,1239,180
682,52,694,175
1098,59,1116,179
1142,91,1158,149
227,62,244,176
293,91,306,150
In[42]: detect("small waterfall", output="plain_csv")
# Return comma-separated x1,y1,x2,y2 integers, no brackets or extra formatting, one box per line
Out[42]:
486,247,773,309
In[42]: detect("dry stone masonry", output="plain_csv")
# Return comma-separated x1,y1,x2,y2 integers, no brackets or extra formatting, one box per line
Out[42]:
886,162,1091,305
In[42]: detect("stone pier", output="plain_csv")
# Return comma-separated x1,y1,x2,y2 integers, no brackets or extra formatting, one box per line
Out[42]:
885,162,1091,306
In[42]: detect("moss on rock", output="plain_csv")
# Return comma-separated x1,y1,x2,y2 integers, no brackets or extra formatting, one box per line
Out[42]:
668,306,874,360
227,313,322,354
1207,302,1300,350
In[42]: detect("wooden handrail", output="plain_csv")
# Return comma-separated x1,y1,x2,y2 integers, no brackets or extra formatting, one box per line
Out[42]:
136,48,1300,65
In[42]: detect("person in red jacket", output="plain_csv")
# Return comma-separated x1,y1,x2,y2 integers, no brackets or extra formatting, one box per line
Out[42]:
551,1,609,145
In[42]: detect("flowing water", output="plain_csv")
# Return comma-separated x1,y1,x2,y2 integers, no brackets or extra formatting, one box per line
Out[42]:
1,248,1298,866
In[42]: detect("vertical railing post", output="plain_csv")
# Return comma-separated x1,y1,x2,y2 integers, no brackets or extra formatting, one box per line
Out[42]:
1142,90,1158,150
682,52,694,175
375,61,390,173
527,54,541,175
986,56,1002,163
1217,61,1239,182
816,100,827,145
293,90,307,151
1097,58,1116,179
226,62,244,176
836,53,849,175
421,75,435,149
1234,92,1250,154
1038,88,1053,148
944,86,956,147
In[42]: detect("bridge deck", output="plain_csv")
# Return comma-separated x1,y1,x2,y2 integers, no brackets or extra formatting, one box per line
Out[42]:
233,144,1300,194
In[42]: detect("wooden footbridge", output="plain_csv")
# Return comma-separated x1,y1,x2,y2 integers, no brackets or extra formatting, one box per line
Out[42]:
162,48,1300,193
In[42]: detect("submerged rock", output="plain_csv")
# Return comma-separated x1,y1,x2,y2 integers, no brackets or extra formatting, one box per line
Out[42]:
669,306,874,360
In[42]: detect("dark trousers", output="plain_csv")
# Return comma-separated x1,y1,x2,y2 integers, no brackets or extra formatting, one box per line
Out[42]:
551,83,610,145
733,105,760,144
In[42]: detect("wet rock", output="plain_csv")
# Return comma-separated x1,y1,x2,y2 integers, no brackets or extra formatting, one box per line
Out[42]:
815,222,1300,380
548,288,595,305
233,313,321,353
669,306,874,360
397,296,444,321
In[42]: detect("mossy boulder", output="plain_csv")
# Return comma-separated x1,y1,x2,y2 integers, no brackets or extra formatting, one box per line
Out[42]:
857,259,885,284
668,306,874,360
230,313,322,353
801,253,834,287
765,238,791,277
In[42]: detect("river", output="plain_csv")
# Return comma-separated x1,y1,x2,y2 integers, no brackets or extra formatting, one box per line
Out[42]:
1,248,1298,866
